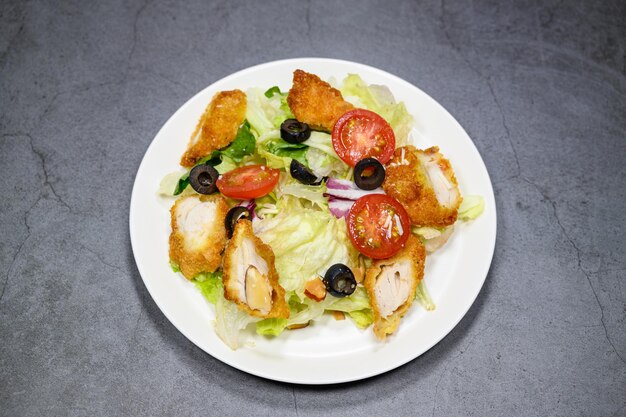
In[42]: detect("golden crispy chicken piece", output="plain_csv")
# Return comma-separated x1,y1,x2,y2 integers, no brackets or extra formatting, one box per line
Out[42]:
169,194,229,279
383,146,462,227
180,90,247,167
222,220,289,319
287,69,354,132
364,235,426,340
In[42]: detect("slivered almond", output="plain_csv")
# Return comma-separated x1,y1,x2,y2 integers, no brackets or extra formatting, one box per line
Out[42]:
287,322,310,330
304,277,326,302
331,311,345,321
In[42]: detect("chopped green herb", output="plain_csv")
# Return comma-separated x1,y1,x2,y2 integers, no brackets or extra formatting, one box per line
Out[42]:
264,86,282,98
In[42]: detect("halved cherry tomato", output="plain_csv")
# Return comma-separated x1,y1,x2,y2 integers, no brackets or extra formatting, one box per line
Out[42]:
346,194,410,259
332,109,396,167
216,165,279,199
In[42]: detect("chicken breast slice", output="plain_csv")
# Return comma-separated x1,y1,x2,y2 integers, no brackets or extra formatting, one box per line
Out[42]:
287,69,354,132
383,146,462,227
169,194,229,279
180,90,247,167
222,220,290,319
364,235,426,340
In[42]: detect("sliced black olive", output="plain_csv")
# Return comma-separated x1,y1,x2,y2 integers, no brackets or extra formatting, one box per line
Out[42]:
323,264,357,298
189,164,219,194
280,119,311,144
225,206,251,238
354,158,385,190
289,159,323,185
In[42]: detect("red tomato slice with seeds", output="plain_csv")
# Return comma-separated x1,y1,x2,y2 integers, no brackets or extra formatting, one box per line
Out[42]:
346,194,410,259
332,109,396,167
216,165,279,200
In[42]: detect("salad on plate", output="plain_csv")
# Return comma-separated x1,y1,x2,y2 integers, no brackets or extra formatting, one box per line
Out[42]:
158,69,483,349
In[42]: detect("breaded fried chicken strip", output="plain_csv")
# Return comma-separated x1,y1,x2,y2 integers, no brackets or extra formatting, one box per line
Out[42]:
364,235,426,340
383,146,462,227
287,69,354,132
180,90,247,167
169,194,229,279
222,220,289,319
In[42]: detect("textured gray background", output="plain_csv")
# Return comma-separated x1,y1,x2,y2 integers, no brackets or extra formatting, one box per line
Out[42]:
1,0,625,416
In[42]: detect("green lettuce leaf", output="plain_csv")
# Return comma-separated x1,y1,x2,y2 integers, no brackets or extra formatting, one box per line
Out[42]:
169,121,256,195
458,195,484,220
169,260,181,273
264,86,282,98
254,200,361,300
256,318,288,336
415,280,435,311
340,74,414,146
246,88,293,136
193,271,223,305
277,176,328,210
221,120,256,162
303,132,349,178
347,309,374,329
265,138,308,164
214,293,260,350
284,287,372,328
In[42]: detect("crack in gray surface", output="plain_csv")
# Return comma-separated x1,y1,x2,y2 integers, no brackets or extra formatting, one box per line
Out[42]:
143,69,187,90
291,386,299,417
593,267,626,275
25,133,72,212
0,179,37,305
440,0,522,183
127,0,151,68
521,177,626,367
0,131,74,303
38,80,124,127
80,244,125,275
2,132,72,211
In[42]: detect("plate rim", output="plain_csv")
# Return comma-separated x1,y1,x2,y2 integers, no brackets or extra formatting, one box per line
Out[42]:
129,57,497,384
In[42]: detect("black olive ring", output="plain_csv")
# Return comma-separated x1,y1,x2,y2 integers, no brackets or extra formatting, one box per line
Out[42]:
225,206,252,238
189,164,219,194
289,159,324,185
280,119,311,144
354,158,385,190
323,263,357,298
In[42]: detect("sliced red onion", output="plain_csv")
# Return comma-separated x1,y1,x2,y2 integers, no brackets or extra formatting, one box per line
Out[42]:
325,177,385,200
324,187,385,200
326,178,353,190
328,198,354,218
325,178,385,217
237,199,256,220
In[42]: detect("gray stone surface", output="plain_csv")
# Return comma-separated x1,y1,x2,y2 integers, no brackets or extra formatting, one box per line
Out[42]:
1,0,625,415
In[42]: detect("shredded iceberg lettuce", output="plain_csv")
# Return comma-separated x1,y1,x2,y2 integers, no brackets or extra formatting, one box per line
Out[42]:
304,132,349,178
276,176,328,210
340,74,414,146
214,293,260,350
416,280,435,311
246,87,293,137
458,195,484,220
347,309,374,329
193,271,223,305
190,271,260,349
256,318,288,336
159,171,186,196
284,287,372,329
253,197,360,300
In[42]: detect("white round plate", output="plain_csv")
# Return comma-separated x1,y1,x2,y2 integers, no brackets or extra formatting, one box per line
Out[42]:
129,58,497,385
